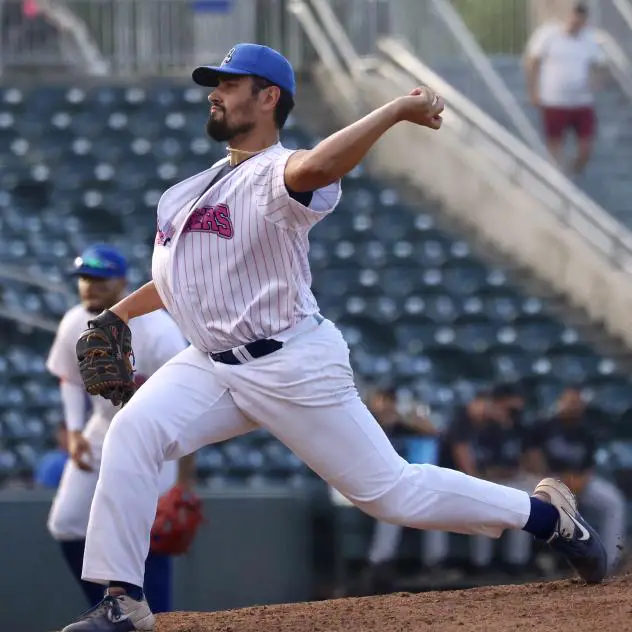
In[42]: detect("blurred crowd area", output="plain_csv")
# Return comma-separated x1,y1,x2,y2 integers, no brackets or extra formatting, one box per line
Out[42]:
349,381,629,594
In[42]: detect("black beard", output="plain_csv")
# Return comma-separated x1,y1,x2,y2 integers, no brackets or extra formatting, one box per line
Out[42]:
206,114,255,142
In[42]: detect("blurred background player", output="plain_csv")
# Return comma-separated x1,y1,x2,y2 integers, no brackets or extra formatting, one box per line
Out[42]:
524,386,627,573
359,387,445,594
467,384,537,576
34,422,69,490
437,386,535,576
45,243,193,612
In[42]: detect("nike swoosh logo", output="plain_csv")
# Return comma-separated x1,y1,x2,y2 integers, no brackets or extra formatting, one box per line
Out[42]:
107,612,131,623
562,508,590,541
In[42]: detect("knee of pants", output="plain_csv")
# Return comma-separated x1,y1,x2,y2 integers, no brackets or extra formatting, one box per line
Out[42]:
103,405,166,474
47,485,90,540
353,465,416,524
48,509,86,541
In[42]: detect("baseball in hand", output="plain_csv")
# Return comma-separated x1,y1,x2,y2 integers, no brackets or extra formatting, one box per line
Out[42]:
396,86,444,130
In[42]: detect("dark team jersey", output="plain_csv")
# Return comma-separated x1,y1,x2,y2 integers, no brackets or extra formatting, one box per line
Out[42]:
478,422,524,472
525,418,597,472
383,419,418,459
438,406,525,473
438,407,491,470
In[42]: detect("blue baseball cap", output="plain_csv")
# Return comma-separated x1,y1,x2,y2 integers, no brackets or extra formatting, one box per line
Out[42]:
192,43,296,96
72,244,128,279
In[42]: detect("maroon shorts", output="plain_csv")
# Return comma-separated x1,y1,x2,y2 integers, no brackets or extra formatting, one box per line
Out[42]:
541,106,596,140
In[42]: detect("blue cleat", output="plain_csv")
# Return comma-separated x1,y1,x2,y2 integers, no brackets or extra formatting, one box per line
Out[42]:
61,588,155,632
534,478,608,584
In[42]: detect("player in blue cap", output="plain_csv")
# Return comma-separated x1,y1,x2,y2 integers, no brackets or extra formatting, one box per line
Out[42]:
46,244,194,615
192,43,299,163
71,244,130,314
60,40,606,632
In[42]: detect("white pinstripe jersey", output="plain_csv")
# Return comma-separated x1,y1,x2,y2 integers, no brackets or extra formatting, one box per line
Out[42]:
152,142,342,353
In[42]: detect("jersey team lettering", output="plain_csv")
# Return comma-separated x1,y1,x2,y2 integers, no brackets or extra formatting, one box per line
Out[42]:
183,204,234,239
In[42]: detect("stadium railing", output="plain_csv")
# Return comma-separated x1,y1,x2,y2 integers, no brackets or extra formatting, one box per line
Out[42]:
0,266,71,332
0,0,307,77
403,0,545,154
590,0,632,70
596,29,632,104
441,0,632,107
375,37,632,267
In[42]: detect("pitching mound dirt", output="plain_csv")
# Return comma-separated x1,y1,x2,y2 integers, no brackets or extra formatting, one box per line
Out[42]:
156,572,631,632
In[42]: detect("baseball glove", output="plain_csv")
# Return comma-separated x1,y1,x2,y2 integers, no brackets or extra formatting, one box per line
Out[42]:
150,484,204,556
75,309,136,407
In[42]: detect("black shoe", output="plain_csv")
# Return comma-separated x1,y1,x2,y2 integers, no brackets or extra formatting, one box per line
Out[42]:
534,478,608,584
61,588,155,631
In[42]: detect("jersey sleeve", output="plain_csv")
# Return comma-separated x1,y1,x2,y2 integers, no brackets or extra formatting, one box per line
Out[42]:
46,311,83,385
253,148,342,230
144,311,189,375
526,24,552,59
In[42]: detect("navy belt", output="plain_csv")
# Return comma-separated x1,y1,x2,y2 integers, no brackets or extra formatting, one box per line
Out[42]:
210,314,324,365
211,338,283,365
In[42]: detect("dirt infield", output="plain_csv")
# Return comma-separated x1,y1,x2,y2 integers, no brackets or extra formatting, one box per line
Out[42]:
156,573,631,632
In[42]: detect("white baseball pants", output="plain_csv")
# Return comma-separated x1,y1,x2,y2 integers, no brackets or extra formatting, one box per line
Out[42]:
469,474,540,567
82,318,531,587
47,416,177,541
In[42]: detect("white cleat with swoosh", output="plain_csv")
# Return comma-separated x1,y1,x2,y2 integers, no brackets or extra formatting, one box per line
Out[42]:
534,478,608,584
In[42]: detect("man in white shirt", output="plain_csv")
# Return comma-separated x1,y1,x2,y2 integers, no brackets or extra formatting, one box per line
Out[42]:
46,243,193,614
524,2,606,176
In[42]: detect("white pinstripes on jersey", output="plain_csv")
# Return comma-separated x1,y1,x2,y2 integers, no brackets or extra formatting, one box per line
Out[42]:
151,143,341,353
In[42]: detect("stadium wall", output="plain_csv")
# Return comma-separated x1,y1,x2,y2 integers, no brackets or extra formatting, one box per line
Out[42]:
0,488,313,632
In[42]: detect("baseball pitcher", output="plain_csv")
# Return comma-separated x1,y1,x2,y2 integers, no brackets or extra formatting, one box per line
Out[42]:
60,44,606,632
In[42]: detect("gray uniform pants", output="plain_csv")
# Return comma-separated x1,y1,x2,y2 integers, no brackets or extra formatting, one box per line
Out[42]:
578,475,627,571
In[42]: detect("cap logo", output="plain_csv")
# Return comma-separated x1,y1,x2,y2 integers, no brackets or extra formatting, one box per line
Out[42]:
222,48,235,65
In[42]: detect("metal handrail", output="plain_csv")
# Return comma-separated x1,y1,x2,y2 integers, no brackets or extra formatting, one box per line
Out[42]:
590,0,632,75
378,37,632,267
308,0,365,77
429,0,546,156
287,0,360,114
0,266,73,295
597,29,632,104
0,307,58,332
612,0,632,34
